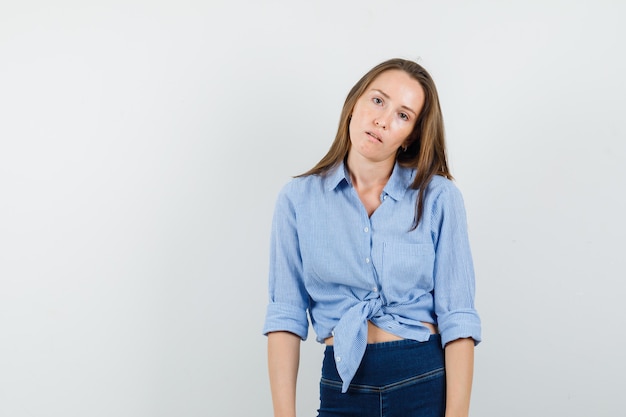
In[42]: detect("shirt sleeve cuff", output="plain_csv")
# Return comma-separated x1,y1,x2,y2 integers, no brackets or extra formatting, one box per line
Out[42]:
437,309,482,347
262,302,309,341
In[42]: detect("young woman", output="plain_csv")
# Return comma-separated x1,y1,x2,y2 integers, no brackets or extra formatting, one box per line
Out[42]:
263,58,481,417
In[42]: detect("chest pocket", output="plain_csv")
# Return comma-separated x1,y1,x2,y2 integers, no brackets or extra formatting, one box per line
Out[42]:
381,242,435,301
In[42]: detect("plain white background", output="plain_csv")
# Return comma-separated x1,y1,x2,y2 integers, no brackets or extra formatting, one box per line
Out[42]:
1,1,624,416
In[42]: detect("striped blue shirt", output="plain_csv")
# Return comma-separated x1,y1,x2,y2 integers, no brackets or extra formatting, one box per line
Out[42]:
263,161,481,393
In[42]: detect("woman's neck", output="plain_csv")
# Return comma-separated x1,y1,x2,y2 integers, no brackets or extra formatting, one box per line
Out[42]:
346,152,395,190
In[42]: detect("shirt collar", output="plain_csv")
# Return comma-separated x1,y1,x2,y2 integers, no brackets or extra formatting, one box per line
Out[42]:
326,160,415,201
326,162,350,191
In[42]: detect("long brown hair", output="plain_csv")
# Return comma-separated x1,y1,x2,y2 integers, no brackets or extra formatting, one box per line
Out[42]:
298,58,452,228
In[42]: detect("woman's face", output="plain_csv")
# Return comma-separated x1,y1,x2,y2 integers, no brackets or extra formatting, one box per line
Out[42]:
348,69,425,166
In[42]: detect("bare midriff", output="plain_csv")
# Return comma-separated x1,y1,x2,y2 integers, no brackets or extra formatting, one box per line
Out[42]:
324,320,438,346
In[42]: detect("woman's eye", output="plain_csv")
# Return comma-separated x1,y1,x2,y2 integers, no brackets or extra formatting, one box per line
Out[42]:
372,97,383,105
399,113,409,121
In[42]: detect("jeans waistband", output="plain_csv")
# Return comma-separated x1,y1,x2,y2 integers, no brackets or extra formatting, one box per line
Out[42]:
322,335,443,387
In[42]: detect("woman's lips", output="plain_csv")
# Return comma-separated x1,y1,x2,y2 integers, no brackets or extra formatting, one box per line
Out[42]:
366,131,382,142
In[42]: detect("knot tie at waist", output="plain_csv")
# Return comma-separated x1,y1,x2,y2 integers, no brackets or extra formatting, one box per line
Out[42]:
331,297,383,393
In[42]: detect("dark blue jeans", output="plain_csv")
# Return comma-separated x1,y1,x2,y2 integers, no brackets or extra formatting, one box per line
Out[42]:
318,336,445,417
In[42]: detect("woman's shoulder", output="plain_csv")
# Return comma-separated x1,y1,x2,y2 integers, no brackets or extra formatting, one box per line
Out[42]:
427,174,459,194
424,175,466,208
277,172,328,201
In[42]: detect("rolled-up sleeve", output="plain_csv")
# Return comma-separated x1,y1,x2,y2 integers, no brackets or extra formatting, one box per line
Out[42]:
430,183,482,348
262,184,310,340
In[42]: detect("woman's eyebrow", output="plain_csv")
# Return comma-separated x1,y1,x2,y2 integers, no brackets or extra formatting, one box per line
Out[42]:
370,89,417,116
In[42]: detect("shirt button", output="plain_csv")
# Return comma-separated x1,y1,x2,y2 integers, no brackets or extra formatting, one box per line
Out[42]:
365,257,370,263
363,227,369,233
372,287,378,292
335,356,341,362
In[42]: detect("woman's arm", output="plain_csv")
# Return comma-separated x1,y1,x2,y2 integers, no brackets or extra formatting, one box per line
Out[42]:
444,337,475,417
268,331,302,417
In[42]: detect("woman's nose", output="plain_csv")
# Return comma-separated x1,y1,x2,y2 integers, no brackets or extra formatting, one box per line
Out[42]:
374,108,393,129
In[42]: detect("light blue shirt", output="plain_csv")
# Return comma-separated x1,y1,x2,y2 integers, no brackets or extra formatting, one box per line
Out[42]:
263,161,481,393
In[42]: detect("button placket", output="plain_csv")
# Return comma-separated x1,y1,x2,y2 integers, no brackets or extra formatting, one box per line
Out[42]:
363,218,377,295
